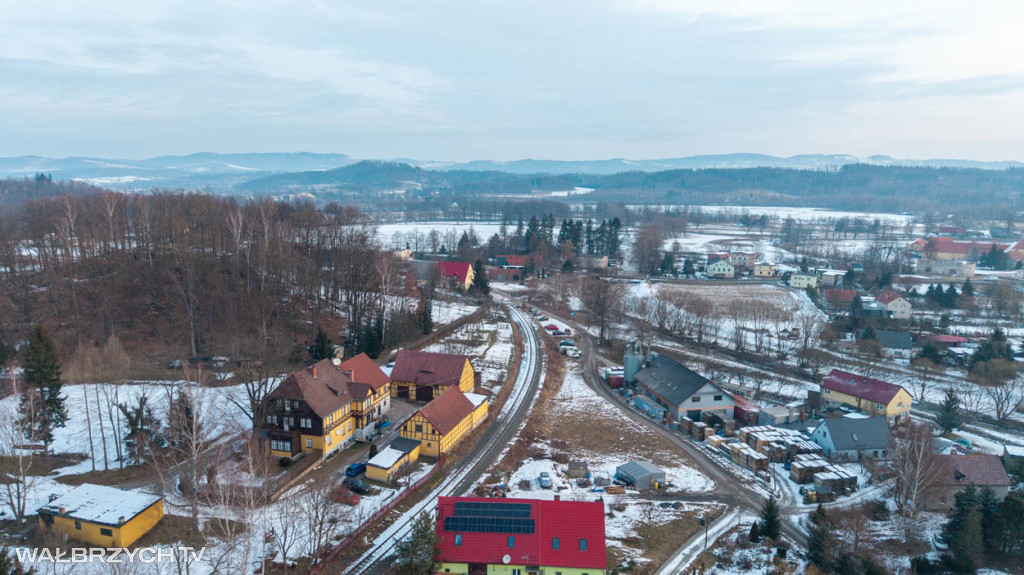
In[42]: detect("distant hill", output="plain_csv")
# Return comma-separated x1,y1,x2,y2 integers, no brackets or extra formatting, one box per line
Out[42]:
415,154,1024,174
0,152,353,190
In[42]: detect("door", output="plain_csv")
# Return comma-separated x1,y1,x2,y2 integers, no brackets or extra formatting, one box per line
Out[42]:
416,385,434,402
397,385,410,400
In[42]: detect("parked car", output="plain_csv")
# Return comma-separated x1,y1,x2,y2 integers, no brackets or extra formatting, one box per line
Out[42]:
538,315,549,322
167,359,183,370
563,347,581,358
563,328,572,335
345,463,366,477
552,330,566,336
538,472,552,489
558,339,575,347
545,324,558,331
343,477,371,495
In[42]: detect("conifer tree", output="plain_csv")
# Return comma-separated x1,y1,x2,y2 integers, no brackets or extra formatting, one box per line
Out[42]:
310,326,334,361
944,485,983,573
759,495,781,541
470,260,490,295
937,387,964,435
393,511,439,575
748,520,761,543
17,325,67,455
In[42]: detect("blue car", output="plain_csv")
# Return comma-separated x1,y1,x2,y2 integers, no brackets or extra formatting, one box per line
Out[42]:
345,463,366,477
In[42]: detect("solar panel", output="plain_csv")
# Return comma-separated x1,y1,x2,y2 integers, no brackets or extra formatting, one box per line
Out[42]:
444,516,535,534
453,501,532,518
445,502,536,534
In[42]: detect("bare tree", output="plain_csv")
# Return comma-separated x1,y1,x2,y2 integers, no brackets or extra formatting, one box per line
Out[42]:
983,374,1024,422
301,480,339,565
0,375,34,520
580,277,624,345
892,423,944,520
229,361,278,430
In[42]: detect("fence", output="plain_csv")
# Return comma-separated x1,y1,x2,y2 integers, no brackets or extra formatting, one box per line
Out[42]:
310,453,448,575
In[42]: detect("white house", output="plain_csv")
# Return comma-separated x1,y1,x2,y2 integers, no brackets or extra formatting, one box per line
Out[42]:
707,258,735,279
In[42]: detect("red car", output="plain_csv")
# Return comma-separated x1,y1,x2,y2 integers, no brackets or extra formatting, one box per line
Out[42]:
545,324,558,331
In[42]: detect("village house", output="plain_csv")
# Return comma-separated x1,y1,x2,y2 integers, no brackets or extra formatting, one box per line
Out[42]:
876,290,912,319
496,254,528,267
753,262,778,278
819,270,847,287
37,484,164,548
707,257,735,279
486,265,522,282
788,272,819,289
810,416,894,460
390,349,476,401
1002,444,1024,478
928,454,1012,511
438,261,475,291
874,329,913,359
400,386,488,458
729,252,758,268
917,258,977,278
435,496,607,575
338,353,392,431
634,354,734,422
908,237,1008,261
820,369,911,424
366,436,423,483
262,359,358,459
393,248,414,261
824,288,856,311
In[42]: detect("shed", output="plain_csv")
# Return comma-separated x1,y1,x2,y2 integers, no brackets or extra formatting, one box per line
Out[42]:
567,461,589,479
615,461,666,490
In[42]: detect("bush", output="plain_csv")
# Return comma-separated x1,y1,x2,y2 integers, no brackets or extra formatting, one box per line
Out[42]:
911,556,941,575
865,499,891,521
279,457,292,468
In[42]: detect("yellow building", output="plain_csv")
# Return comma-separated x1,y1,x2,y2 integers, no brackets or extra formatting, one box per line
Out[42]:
820,369,912,425
753,263,777,278
365,437,422,483
788,272,819,289
400,387,488,458
263,359,356,459
390,350,476,401
37,484,163,548
339,353,392,429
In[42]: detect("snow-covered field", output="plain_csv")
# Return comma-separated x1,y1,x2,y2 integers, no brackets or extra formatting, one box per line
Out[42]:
423,315,514,393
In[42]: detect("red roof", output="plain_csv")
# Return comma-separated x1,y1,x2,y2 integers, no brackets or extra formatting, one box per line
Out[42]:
936,454,1011,487
435,496,606,569
927,334,968,345
875,291,905,305
825,289,856,304
821,369,906,405
417,386,475,435
498,254,528,266
921,237,1008,256
338,353,390,392
391,350,469,387
437,261,472,281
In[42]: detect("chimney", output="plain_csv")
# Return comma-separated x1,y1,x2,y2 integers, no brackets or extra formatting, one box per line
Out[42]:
118,516,125,524
310,365,318,378
343,369,353,380
58,507,66,514
553,494,560,501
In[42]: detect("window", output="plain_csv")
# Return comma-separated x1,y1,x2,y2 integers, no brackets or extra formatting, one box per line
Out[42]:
691,396,700,403
270,439,290,452
454,534,462,546
876,403,884,410
512,570,522,575
300,418,312,428
552,537,560,549
326,435,332,446
415,424,423,433
75,520,81,530
100,528,113,536
579,538,588,551
306,438,313,448
285,417,294,427
824,389,830,394
265,415,277,424
714,395,723,401
508,536,515,548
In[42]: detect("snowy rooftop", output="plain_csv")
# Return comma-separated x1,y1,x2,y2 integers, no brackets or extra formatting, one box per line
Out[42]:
368,447,407,469
464,392,488,408
38,484,161,526
1005,444,1024,457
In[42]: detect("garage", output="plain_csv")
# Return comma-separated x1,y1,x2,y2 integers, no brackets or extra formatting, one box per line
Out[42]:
615,460,666,490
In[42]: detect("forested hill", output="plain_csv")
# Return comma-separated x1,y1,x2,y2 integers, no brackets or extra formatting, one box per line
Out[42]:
238,161,1024,216
0,174,108,210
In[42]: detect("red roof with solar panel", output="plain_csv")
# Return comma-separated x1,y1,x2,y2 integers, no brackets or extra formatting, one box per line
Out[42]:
435,496,606,569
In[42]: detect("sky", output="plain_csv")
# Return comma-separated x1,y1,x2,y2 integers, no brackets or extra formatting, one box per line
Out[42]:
3,0,1024,161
